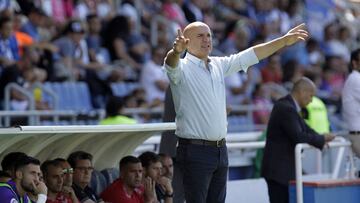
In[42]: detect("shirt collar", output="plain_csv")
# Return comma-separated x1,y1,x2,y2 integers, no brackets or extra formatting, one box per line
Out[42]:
185,52,211,68
291,95,301,113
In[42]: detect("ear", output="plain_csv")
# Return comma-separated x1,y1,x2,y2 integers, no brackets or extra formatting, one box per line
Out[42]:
15,169,23,179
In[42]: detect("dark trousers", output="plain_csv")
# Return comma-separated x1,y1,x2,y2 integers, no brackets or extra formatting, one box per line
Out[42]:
176,143,228,203
172,158,185,203
265,178,289,203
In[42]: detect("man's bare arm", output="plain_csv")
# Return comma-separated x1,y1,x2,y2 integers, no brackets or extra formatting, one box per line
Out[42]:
253,23,309,61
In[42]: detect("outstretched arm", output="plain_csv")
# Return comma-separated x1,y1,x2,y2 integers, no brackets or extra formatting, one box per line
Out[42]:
253,23,309,61
165,29,189,68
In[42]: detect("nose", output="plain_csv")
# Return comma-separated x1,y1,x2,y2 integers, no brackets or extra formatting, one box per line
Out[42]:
203,36,210,42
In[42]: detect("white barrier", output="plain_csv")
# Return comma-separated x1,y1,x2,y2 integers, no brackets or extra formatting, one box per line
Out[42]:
0,123,176,169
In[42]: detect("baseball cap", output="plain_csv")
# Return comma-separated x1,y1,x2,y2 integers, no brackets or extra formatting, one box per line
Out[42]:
68,21,85,34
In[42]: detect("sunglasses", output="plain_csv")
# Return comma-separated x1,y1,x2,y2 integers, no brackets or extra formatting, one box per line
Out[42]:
62,168,74,174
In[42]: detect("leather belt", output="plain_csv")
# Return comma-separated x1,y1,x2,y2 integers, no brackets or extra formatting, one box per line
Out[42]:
349,131,360,135
178,138,226,147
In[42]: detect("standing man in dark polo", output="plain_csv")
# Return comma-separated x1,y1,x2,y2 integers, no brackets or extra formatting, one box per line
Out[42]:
164,21,311,203
342,48,360,157
261,77,335,203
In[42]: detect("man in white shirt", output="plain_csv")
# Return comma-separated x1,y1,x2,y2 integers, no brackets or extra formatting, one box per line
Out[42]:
342,48,360,157
164,21,309,203
140,47,169,106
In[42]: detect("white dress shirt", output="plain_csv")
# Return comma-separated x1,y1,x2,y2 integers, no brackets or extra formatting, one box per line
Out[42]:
140,60,169,103
342,70,360,131
165,48,259,140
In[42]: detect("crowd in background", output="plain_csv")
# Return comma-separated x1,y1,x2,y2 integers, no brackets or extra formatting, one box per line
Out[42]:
0,0,359,127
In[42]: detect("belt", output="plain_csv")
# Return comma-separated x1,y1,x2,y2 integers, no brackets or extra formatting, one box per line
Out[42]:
178,138,226,147
350,131,360,135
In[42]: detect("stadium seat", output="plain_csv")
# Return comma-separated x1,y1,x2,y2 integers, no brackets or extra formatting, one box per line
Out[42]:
110,82,139,97
101,168,120,186
90,170,107,196
43,82,93,111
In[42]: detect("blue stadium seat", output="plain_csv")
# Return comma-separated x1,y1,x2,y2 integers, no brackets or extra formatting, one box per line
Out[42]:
227,115,255,132
110,82,139,97
44,82,93,111
90,170,107,196
101,168,120,186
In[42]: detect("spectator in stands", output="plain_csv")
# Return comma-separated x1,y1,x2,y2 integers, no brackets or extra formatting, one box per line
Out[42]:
0,46,48,111
101,155,157,203
21,7,48,42
99,96,137,125
85,14,106,65
53,158,74,187
12,13,34,56
139,152,173,203
102,15,149,71
261,77,335,203
281,59,303,91
162,0,188,28
67,151,104,203
140,47,169,107
260,54,283,84
225,72,250,106
53,20,103,80
182,0,203,23
252,83,272,125
218,21,251,56
342,48,360,158
165,21,310,203
0,16,19,68
0,155,48,203
41,160,78,203
158,153,174,180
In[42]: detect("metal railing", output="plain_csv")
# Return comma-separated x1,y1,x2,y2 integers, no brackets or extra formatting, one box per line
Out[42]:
4,83,35,111
224,137,351,203
30,82,59,109
0,110,77,126
295,137,352,203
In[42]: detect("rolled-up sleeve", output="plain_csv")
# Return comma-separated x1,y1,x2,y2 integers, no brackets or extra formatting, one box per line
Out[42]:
164,62,182,85
222,48,259,76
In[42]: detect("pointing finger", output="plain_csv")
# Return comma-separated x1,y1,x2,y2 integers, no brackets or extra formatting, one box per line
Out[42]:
177,29,183,38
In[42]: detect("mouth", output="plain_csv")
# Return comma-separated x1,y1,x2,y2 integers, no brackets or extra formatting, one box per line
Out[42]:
201,45,211,49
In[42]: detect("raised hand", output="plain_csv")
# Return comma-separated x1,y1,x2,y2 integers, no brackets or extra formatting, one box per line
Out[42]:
284,23,309,46
323,133,336,142
173,29,189,54
157,176,173,194
144,177,157,203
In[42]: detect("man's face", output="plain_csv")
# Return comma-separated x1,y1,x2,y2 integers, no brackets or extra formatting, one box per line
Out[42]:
18,164,41,194
121,163,143,189
160,157,173,179
44,165,64,193
186,24,212,60
73,159,93,187
299,88,315,108
145,161,162,181
59,161,73,187
88,17,101,33
0,21,13,39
